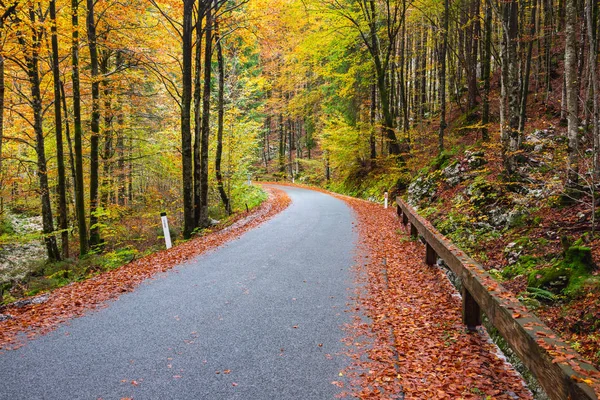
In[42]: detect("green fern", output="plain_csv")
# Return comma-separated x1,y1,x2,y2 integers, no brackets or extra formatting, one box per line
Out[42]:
526,287,557,302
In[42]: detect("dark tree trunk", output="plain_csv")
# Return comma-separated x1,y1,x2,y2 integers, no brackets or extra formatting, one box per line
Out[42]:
182,0,195,238
20,8,61,261
193,1,203,226
215,19,230,214
0,35,4,213
86,0,101,248
519,0,538,133
501,0,521,175
438,0,449,153
278,113,285,173
370,83,377,161
481,0,492,141
199,0,213,228
50,0,69,258
100,53,114,207
60,82,77,207
72,0,87,255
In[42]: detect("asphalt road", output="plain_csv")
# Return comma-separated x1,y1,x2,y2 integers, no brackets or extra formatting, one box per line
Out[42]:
0,186,357,400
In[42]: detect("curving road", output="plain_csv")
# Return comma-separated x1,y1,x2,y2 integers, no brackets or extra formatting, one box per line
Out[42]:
0,186,357,400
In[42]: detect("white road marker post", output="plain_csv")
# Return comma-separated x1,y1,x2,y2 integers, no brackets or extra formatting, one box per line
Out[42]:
161,212,172,250
247,173,252,185
384,192,389,209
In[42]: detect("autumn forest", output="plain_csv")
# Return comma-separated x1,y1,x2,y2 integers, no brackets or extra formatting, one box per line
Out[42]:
1,0,600,396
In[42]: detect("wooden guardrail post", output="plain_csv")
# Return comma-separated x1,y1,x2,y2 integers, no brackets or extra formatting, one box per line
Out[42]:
425,243,438,266
462,287,482,331
410,223,418,239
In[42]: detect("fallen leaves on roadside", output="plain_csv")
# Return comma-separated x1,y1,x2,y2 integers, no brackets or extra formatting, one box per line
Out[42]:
335,195,533,400
0,187,290,350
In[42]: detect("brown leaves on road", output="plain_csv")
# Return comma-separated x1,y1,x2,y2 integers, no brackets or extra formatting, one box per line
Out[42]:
0,187,290,350
336,196,533,400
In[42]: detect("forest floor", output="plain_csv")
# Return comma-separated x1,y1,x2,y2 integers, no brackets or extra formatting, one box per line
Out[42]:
339,197,533,399
0,186,290,350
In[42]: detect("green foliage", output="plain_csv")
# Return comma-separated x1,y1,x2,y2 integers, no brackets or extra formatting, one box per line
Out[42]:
467,175,499,207
502,255,541,280
525,287,557,302
0,217,14,235
528,246,596,298
430,150,456,171
101,247,138,270
232,184,268,212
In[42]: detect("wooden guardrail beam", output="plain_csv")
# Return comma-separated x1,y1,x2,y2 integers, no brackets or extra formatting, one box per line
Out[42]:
396,197,599,400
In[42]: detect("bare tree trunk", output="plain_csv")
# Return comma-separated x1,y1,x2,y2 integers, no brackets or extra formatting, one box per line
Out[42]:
50,0,69,258
100,54,114,207
182,0,195,238
438,0,449,153
501,0,521,175
0,39,4,214
586,0,600,177
87,0,101,248
19,8,61,261
278,113,285,173
565,0,580,190
215,19,230,214
481,0,492,141
193,1,203,227
71,0,88,255
60,82,77,206
370,83,377,161
519,0,538,133
543,0,553,102
199,0,213,228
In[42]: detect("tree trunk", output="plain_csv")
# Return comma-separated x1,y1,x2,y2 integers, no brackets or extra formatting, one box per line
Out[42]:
501,0,521,176
21,8,61,261
0,42,4,214
565,0,580,190
86,0,101,248
100,54,113,207
370,83,377,161
519,0,538,133
586,0,600,177
71,0,88,255
199,0,213,228
481,0,492,141
278,113,285,173
438,0,449,153
215,19,230,214
193,2,203,226
60,81,77,207
50,0,69,258
543,0,553,102
181,0,195,238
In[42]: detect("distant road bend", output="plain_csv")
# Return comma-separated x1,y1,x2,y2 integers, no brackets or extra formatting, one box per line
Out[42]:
0,186,357,399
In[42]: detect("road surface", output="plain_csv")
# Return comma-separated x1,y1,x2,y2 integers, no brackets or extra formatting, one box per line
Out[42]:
0,186,357,400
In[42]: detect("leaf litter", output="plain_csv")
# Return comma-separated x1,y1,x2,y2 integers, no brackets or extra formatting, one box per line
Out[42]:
335,195,533,399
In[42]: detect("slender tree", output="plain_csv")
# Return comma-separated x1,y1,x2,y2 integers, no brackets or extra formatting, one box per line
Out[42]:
86,0,102,247
565,0,579,191
215,19,230,213
438,0,449,153
16,6,61,260
198,0,213,228
50,0,69,258
182,0,195,238
72,0,88,255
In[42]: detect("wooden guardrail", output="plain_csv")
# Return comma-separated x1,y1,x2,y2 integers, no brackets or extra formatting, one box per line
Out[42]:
396,197,599,400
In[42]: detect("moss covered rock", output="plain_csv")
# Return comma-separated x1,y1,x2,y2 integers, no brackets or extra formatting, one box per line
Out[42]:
528,246,595,297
